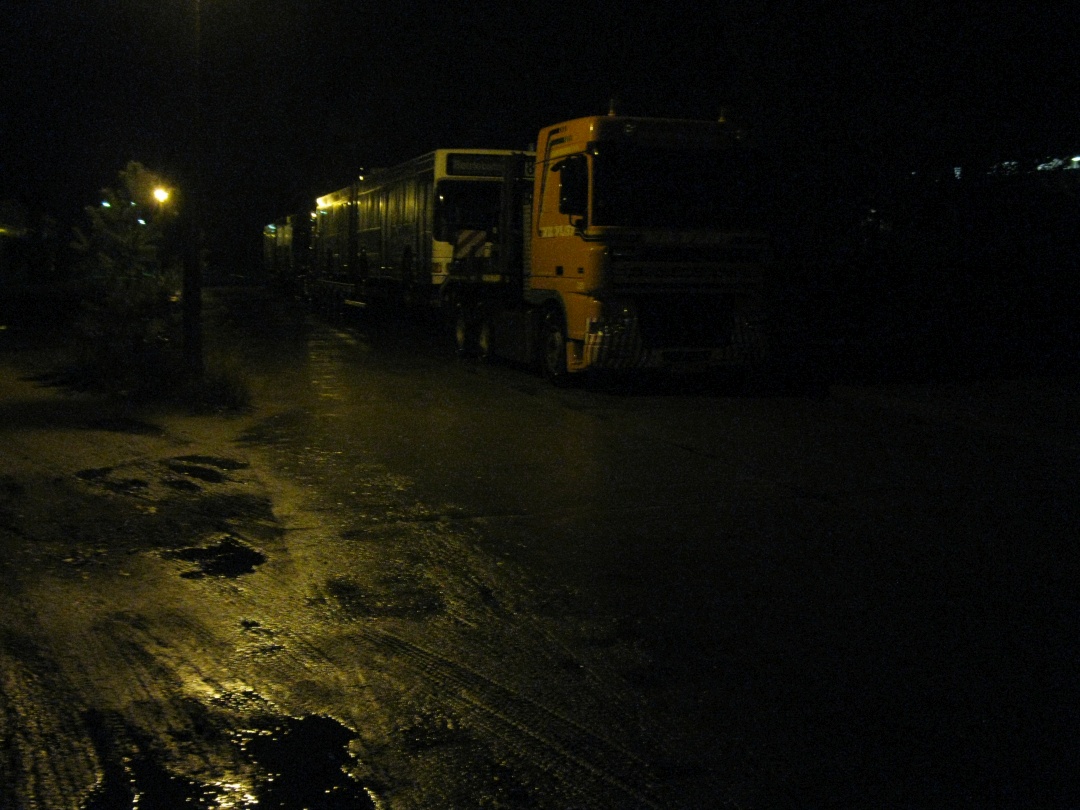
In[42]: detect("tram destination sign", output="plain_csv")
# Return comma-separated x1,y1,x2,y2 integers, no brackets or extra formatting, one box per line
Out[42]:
447,153,510,177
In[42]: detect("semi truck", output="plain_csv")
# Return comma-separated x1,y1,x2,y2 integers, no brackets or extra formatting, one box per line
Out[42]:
300,112,774,378
441,112,775,381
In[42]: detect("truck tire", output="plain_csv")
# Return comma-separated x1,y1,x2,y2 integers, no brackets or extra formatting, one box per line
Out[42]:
540,308,569,382
477,317,494,362
454,307,475,357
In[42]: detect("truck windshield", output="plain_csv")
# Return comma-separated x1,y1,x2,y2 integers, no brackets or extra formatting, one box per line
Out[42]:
591,143,770,229
435,180,501,234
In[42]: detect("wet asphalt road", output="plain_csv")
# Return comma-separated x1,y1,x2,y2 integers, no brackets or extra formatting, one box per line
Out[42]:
2,287,1079,808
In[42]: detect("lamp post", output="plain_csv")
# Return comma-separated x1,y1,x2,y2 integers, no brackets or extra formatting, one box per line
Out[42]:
182,0,204,376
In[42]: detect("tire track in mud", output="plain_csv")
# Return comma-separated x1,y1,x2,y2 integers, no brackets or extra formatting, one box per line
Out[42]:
423,525,654,718
71,610,259,788
0,635,99,810
362,628,664,810
234,394,669,808
279,501,665,808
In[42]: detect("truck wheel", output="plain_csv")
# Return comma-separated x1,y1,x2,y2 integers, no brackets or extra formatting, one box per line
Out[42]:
540,309,568,382
477,318,494,362
454,307,475,357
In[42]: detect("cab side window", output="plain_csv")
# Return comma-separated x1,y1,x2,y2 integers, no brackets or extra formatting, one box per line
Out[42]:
555,155,588,218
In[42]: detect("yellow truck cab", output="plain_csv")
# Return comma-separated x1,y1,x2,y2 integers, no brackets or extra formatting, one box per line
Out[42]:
528,114,773,378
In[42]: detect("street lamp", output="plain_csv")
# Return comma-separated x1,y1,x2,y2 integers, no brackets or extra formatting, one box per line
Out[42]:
153,187,170,205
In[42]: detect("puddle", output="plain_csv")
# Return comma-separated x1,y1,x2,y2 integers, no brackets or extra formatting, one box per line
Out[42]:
163,477,203,493
83,711,376,810
164,535,266,578
239,715,376,809
75,466,114,481
161,460,228,483
102,478,150,495
171,455,251,471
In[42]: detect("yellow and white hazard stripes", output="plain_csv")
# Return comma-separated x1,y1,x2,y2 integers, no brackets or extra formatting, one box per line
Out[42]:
454,230,491,259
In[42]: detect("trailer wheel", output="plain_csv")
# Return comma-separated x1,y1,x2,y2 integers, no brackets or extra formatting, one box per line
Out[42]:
540,308,568,382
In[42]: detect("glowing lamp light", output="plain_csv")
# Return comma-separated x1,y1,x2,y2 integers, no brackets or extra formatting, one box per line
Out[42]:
153,187,170,204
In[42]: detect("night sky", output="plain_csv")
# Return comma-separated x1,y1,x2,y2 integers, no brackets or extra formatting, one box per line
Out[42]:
3,0,1078,268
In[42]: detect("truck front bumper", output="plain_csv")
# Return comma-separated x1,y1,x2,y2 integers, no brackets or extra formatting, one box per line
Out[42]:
581,297,769,371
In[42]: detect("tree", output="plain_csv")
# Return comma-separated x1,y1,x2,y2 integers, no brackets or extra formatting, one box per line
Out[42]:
69,162,183,394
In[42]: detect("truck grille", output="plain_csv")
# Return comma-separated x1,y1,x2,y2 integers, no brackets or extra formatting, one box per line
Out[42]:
635,294,735,348
611,263,752,285
585,294,769,370
608,235,770,287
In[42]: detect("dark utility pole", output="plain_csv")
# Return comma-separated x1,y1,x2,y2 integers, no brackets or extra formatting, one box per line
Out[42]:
182,0,204,377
